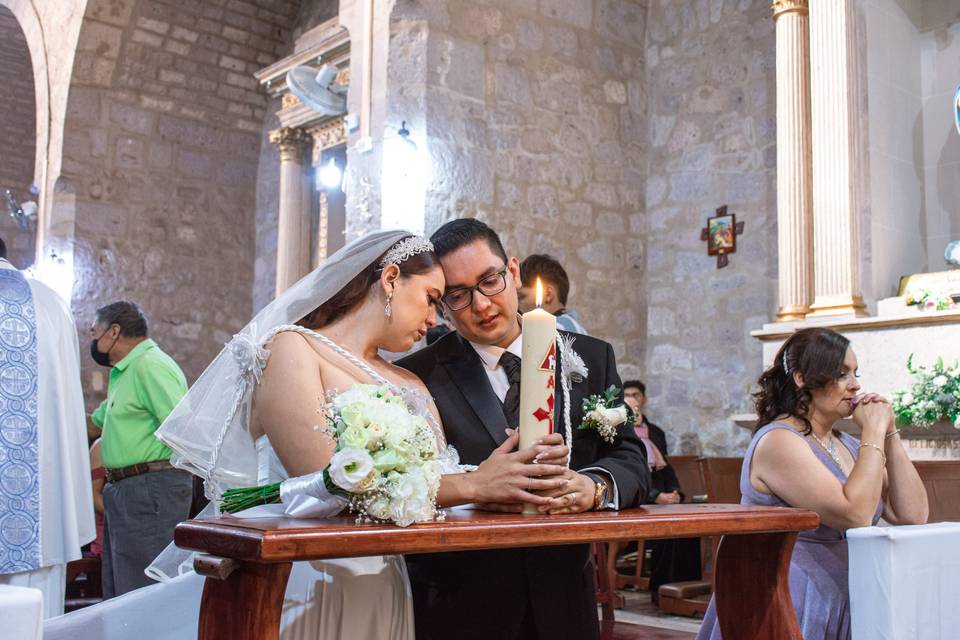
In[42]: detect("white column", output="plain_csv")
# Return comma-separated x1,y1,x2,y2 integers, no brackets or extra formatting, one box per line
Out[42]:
773,0,814,322
808,0,867,317
270,127,312,294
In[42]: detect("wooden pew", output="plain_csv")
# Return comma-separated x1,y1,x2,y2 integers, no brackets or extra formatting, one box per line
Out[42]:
672,455,707,503
176,505,818,640
914,460,960,523
605,454,710,599
658,457,743,617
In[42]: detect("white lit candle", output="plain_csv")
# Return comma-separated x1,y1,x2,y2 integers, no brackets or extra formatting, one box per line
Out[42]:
518,279,558,513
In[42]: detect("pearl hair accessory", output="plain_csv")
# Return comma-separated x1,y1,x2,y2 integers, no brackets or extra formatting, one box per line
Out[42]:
380,236,434,267
782,350,790,374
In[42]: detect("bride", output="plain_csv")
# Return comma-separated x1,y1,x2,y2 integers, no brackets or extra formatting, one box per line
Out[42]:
45,230,570,640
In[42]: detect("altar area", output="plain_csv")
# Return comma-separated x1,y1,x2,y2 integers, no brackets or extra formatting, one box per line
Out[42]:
746,307,960,459
728,1,960,461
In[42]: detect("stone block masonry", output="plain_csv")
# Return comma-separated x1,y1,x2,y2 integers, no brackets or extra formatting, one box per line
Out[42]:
0,8,38,270
642,0,777,455
59,0,300,412
388,0,650,373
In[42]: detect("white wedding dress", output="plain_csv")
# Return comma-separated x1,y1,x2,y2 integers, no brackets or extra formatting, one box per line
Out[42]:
42,432,415,640
41,329,476,640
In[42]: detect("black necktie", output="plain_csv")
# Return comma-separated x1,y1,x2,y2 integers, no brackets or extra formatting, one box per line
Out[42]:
499,352,522,428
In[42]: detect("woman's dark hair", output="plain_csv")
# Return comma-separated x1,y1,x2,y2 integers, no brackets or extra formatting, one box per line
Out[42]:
753,327,851,434
298,242,440,329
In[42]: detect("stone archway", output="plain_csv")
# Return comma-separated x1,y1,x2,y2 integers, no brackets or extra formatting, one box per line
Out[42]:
58,0,302,396
0,4,38,268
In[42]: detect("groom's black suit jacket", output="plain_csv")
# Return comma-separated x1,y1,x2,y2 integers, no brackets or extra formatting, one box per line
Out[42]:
397,330,649,640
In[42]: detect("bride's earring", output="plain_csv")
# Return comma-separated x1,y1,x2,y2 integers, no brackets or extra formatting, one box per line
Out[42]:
384,290,393,318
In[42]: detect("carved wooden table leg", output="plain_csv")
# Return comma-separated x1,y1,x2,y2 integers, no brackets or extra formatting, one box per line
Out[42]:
714,532,802,640
197,560,292,640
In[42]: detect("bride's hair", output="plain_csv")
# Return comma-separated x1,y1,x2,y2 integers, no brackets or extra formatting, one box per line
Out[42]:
298,243,440,329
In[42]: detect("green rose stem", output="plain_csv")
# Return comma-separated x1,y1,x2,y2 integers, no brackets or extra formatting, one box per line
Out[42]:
219,471,348,514
220,482,282,513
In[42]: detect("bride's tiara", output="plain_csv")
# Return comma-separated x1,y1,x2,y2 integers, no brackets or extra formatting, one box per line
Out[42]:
380,235,434,267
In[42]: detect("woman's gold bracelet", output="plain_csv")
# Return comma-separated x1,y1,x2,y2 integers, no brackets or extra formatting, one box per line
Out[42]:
859,442,887,466
885,429,901,439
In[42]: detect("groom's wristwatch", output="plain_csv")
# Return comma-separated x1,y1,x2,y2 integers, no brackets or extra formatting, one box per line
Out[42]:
583,473,610,511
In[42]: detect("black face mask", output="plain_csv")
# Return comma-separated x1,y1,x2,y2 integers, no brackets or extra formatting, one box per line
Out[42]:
90,328,116,367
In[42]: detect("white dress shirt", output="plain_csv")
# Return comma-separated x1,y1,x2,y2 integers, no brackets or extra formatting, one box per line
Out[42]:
467,333,620,509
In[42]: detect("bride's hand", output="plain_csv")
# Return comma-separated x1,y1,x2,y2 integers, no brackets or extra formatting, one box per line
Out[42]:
470,430,569,507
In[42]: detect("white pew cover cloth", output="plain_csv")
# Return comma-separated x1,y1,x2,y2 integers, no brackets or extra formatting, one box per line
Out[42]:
0,584,43,640
848,522,960,640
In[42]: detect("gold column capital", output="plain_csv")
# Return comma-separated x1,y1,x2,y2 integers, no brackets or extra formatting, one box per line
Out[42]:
772,0,808,20
309,119,347,166
269,127,310,163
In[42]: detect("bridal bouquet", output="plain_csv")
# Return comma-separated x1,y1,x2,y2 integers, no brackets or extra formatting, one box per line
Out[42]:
221,384,443,527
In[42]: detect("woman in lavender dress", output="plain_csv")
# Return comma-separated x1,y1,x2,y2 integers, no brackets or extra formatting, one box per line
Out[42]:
697,328,928,640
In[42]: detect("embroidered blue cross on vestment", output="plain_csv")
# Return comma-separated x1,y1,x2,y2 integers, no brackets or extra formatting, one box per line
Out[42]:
0,268,40,573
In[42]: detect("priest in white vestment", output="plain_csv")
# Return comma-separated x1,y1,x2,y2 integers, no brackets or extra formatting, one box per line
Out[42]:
0,252,95,618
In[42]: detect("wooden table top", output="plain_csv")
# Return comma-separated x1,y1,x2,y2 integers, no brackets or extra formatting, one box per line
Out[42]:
175,503,819,563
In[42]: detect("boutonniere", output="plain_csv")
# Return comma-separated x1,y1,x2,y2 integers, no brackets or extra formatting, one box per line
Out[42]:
579,385,629,444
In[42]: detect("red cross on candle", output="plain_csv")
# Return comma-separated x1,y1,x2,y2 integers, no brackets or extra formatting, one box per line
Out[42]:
532,393,555,433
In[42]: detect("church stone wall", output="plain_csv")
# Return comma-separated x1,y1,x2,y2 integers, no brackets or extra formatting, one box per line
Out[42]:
59,0,300,409
0,7,37,268
642,0,777,455
389,0,650,371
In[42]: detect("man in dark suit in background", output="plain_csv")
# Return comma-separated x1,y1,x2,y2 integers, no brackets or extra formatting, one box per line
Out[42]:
398,219,649,640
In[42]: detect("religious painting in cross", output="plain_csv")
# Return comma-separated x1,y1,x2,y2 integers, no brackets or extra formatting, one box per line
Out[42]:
707,209,737,256
701,205,745,268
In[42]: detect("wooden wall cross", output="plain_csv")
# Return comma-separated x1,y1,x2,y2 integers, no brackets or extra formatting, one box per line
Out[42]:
701,205,745,268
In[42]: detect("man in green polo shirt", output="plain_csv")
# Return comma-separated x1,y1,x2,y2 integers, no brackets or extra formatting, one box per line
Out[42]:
87,301,192,598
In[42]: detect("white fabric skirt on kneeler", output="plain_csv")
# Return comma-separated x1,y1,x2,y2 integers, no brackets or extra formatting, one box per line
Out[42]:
0,584,43,640
42,556,414,640
848,522,960,640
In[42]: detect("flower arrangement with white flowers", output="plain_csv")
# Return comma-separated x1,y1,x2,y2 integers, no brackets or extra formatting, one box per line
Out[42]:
221,384,443,527
892,355,960,429
904,289,956,312
579,385,630,444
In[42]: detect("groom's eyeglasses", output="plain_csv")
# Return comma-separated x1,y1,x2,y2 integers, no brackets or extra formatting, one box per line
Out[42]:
441,267,509,311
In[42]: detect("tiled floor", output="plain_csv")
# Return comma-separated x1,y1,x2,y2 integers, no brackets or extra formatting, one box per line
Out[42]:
604,589,702,639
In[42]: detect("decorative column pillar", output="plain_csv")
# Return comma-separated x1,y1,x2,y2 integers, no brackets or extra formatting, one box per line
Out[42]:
269,127,312,295
311,138,330,269
309,120,347,268
772,0,813,321
807,0,867,317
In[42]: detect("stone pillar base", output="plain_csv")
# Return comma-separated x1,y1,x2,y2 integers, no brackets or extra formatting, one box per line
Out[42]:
806,295,868,318
776,304,811,322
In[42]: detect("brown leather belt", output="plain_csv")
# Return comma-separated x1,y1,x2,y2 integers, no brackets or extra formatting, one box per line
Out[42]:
104,460,175,483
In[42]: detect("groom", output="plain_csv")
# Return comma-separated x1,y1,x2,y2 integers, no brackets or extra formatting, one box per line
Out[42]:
398,219,649,640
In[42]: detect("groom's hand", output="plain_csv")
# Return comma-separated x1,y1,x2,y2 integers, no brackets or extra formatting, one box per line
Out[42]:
470,430,569,508
536,469,595,515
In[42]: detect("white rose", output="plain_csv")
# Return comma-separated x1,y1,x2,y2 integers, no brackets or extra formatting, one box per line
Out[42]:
368,494,391,520
602,406,629,427
384,419,417,453
901,393,915,406
332,385,371,409
933,375,948,388
587,408,606,424
388,469,432,527
327,448,375,492
366,421,387,447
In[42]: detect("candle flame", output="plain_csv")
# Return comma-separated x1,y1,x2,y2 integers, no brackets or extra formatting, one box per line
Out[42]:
535,278,543,308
